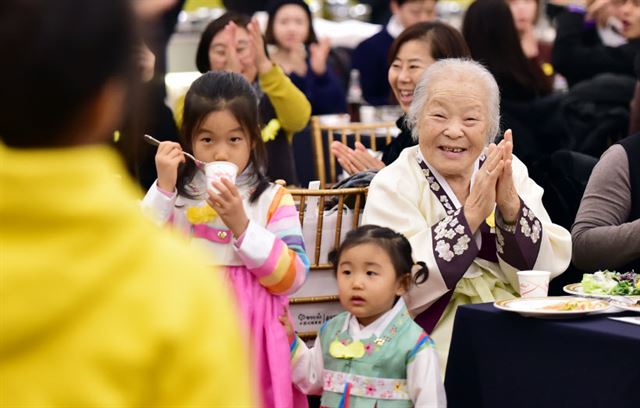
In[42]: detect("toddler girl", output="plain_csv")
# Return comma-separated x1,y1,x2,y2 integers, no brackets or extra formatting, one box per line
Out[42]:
281,225,446,407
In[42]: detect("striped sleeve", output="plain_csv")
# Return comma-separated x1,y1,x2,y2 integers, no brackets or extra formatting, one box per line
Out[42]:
290,336,305,363
406,332,445,406
290,335,325,395
233,187,309,295
407,332,436,364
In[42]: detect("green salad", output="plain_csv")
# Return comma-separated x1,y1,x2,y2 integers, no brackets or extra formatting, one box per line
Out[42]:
581,271,640,296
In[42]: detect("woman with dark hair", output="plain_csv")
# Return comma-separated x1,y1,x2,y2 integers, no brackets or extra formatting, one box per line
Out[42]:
462,0,566,169
0,0,255,405
265,0,347,115
190,11,311,185
331,21,471,174
463,0,552,101
506,0,554,75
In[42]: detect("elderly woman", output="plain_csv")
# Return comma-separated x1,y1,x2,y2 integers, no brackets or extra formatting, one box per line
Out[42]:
362,59,571,368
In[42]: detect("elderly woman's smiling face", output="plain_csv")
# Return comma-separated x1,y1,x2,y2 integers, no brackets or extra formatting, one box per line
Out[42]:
418,77,489,180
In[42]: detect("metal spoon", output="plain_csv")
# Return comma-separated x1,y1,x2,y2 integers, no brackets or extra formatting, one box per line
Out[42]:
143,134,207,168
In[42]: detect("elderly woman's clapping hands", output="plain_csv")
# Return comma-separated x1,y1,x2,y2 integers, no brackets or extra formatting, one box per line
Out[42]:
495,129,521,224
463,141,504,233
464,130,520,233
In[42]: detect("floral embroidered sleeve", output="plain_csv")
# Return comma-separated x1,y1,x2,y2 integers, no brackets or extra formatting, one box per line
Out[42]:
495,197,542,271
406,333,446,407
290,336,325,395
233,187,309,295
431,207,480,289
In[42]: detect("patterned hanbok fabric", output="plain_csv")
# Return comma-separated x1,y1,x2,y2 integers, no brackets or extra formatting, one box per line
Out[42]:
290,299,446,407
142,168,310,408
363,146,571,369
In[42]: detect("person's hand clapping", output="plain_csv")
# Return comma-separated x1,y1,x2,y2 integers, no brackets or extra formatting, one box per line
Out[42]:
222,22,242,74
586,0,612,28
207,178,249,237
495,129,520,224
463,142,504,233
155,141,186,192
290,44,309,76
246,17,272,75
309,38,331,76
330,141,385,175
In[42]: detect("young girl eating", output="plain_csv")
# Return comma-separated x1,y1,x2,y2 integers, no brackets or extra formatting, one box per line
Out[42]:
192,11,311,185
142,71,309,408
281,225,446,407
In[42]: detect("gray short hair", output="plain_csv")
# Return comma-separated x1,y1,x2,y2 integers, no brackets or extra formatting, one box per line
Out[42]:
405,58,501,144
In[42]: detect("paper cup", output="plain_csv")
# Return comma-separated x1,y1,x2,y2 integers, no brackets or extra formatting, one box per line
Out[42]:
517,271,551,298
359,105,376,123
205,161,238,194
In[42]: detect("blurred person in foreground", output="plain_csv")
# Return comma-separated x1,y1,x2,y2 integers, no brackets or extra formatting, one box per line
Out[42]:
0,0,255,406
363,59,571,369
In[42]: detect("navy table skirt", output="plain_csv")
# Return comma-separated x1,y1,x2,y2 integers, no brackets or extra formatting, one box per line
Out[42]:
444,302,640,408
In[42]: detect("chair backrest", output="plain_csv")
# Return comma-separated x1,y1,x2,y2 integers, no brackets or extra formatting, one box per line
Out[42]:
311,116,396,187
287,186,368,340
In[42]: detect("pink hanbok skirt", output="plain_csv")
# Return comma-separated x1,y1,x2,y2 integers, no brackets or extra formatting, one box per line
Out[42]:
226,266,308,408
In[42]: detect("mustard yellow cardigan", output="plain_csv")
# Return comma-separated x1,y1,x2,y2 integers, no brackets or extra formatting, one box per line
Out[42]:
174,63,311,142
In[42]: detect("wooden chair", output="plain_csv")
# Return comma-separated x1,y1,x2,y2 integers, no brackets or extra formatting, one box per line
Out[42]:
287,186,368,340
310,116,396,187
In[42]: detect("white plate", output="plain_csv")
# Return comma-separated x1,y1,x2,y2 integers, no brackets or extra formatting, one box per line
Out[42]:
610,298,640,313
563,283,605,297
564,283,639,299
494,296,610,318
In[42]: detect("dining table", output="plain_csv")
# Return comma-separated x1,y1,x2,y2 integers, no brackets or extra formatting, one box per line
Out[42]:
444,302,640,408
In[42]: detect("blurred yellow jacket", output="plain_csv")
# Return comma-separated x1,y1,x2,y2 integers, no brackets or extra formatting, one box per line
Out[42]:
0,143,256,407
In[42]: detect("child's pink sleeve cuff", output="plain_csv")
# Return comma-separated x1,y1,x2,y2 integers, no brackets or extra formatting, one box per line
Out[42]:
233,228,247,247
157,184,176,198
